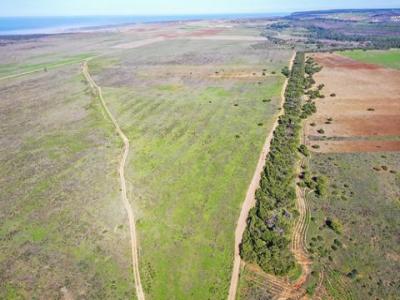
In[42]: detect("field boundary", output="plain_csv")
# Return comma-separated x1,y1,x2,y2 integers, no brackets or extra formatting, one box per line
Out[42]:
82,60,145,300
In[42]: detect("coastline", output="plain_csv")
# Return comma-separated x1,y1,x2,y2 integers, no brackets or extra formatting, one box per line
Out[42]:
0,13,288,36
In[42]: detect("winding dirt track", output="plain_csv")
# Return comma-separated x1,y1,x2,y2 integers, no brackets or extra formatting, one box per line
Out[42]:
278,133,312,299
227,51,296,300
82,61,145,300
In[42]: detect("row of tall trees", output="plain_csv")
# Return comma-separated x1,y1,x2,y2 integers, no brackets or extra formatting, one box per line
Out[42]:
240,53,321,275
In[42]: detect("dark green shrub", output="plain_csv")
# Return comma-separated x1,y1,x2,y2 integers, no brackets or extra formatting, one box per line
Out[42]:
281,66,290,77
298,144,310,157
326,218,343,234
347,269,358,279
316,176,328,197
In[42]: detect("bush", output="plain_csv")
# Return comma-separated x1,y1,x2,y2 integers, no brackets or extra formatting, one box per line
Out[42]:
347,269,358,279
333,239,342,247
303,171,316,189
326,217,343,234
316,176,328,197
298,144,310,157
306,283,317,295
301,102,317,118
281,66,290,77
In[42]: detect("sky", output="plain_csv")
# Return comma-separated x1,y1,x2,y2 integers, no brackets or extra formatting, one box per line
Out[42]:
1,0,400,17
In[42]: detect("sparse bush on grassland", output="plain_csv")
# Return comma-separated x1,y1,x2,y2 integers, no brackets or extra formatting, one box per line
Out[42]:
326,217,343,234
298,144,310,157
316,176,329,197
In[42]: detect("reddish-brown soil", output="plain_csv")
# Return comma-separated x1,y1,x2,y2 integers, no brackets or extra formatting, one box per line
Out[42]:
306,53,400,153
314,53,381,70
311,140,400,153
187,28,224,37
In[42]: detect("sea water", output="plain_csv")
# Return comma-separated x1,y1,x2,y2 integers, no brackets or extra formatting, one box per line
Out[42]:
0,13,287,35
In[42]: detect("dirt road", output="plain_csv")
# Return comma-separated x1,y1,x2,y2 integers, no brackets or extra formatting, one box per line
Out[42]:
227,51,296,300
82,61,145,300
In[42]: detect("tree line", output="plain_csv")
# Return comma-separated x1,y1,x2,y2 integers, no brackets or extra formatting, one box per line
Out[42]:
240,53,321,275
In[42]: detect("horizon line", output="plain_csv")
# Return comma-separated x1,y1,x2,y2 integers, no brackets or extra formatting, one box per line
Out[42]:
1,7,398,18
0,12,290,18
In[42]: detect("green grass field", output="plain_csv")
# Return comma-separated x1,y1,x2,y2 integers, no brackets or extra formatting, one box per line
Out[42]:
339,49,400,69
0,22,293,299
0,65,135,299
0,53,94,78
88,38,291,299
305,152,400,299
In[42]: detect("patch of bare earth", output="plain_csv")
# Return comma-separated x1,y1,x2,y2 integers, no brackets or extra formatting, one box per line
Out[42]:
187,28,225,37
312,140,400,153
306,52,400,153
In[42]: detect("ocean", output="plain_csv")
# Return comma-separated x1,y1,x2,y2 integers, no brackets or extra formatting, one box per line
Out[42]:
0,13,287,35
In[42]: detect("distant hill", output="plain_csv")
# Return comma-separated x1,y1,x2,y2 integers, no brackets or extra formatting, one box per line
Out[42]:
289,8,400,21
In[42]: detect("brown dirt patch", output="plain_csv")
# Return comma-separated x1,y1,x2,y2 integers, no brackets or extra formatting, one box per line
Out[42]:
187,28,224,37
310,140,400,153
308,115,400,137
306,52,400,153
313,53,381,70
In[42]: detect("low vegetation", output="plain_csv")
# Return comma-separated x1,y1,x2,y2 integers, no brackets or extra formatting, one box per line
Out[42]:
305,152,400,299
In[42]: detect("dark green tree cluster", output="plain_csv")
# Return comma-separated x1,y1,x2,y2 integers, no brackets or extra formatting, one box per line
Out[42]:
305,57,322,76
307,25,400,49
301,102,317,119
281,66,290,77
240,53,308,275
301,57,324,118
